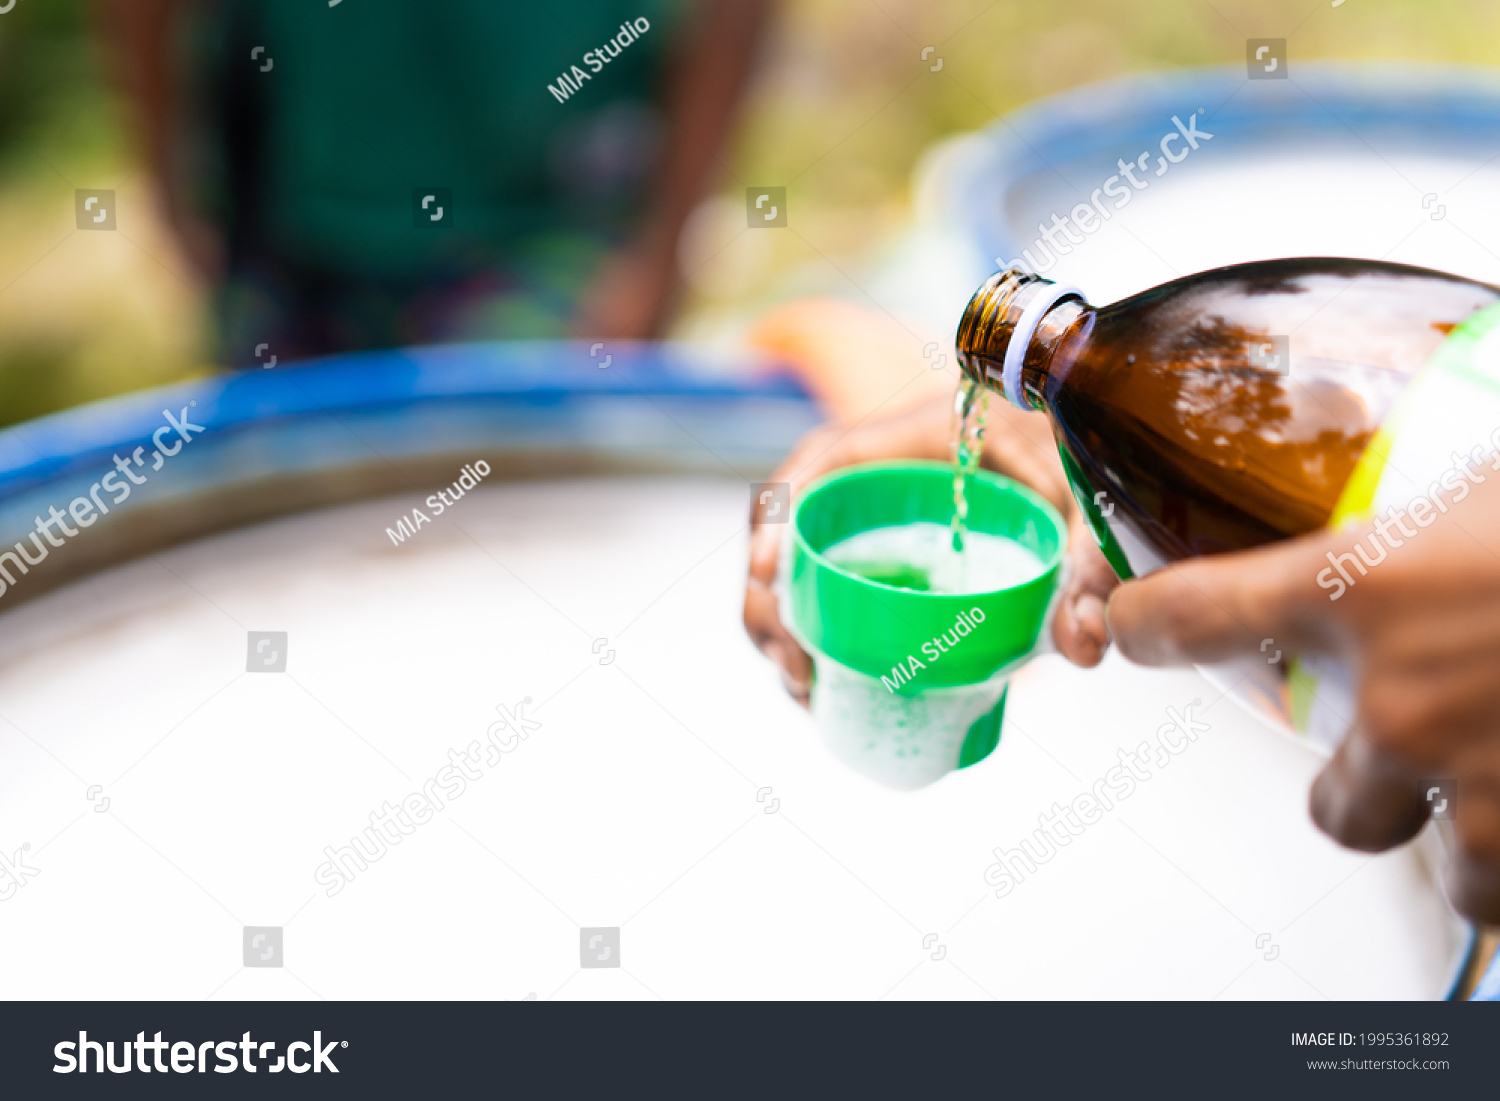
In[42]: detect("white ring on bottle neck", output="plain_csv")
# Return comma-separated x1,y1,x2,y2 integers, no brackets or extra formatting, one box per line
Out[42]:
1000,282,1085,411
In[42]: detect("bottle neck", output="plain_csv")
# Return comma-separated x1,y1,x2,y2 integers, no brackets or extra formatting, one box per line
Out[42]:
956,270,1090,411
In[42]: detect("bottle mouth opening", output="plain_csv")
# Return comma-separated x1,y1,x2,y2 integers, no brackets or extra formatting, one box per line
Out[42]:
955,268,1083,410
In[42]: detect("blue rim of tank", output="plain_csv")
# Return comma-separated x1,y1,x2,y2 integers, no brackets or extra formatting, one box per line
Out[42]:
0,341,819,522
0,341,817,497
941,61,1500,276
0,341,821,607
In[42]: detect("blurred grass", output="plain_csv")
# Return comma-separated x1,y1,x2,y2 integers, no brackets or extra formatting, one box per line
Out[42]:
677,0,1500,337
0,0,1497,426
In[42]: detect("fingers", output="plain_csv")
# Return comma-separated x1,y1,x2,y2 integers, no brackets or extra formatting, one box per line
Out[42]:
1445,849,1500,924
748,398,952,587
1309,729,1431,852
747,428,852,590
743,398,954,707
972,401,1114,668
1052,517,1117,667
786,396,952,486
742,574,811,707
748,516,782,587
981,401,1074,516
1310,733,1500,923
1106,527,1359,667
744,388,1103,695
747,428,836,592
1446,775,1500,921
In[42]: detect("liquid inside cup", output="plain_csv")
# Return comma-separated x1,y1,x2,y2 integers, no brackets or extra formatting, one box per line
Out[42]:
822,521,1046,594
788,462,1066,789
807,520,1050,790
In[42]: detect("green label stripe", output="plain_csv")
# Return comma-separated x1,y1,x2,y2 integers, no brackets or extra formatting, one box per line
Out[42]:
1428,300,1500,395
1332,299,1500,523
1058,445,1135,580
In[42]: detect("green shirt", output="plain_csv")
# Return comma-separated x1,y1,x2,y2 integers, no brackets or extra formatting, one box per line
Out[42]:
195,0,682,281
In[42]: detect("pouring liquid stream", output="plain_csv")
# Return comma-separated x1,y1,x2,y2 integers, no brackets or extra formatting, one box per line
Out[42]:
820,378,1006,596
950,376,989,590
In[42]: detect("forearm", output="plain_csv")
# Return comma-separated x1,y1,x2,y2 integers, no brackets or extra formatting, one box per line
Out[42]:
92,0,181,190
637,0,771,259
93,0,225,277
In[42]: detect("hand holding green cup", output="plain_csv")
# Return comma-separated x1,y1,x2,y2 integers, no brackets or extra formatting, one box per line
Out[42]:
782,461,1068,790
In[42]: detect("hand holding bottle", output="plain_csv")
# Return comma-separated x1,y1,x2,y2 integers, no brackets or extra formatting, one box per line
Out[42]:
1105,472,1500,923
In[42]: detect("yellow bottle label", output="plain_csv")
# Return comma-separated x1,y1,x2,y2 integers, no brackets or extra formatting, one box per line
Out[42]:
1289,300,1500,747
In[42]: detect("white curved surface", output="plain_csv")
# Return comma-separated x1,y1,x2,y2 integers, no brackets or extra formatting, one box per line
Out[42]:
0,479,1462,999
1007,151,1500,306
884,124,1500,341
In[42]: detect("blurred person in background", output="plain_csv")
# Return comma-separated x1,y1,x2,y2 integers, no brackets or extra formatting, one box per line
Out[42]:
95,0,769,366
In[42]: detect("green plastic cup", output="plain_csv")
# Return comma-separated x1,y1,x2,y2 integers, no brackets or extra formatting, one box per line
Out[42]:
783,461,1067,789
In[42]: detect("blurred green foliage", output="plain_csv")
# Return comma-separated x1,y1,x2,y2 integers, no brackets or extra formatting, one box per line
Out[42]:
678,0,1500,335
0,0,102,169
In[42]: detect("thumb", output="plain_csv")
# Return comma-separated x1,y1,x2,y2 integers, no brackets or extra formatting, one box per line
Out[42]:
1105,526,1361,667
1051,515,1119,667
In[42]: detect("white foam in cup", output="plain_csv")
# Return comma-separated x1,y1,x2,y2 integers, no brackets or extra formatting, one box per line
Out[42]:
790,522,1050,790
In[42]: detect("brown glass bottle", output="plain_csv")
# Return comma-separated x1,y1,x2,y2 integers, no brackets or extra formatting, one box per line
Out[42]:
955,259,1499,578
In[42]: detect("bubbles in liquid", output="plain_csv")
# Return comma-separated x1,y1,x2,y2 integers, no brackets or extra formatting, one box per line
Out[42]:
811,650,1005,790
951,377,989,552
